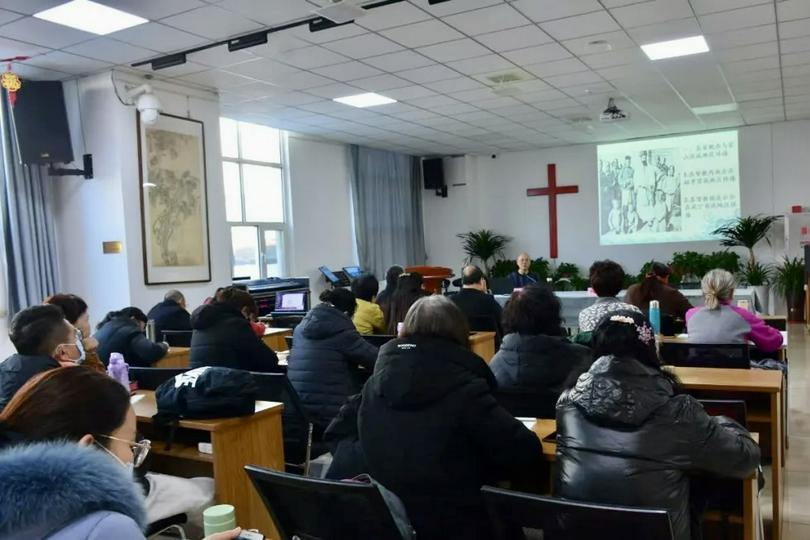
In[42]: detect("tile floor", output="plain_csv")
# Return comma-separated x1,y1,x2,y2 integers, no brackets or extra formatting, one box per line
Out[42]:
769,324,810,539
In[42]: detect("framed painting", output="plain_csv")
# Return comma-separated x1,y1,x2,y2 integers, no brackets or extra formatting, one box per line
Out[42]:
137,112,211,284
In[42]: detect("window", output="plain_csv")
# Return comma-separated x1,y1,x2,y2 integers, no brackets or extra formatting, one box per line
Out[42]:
220,118,286,280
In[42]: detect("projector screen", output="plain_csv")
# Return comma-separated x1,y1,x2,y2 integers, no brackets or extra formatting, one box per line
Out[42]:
598,130,740,246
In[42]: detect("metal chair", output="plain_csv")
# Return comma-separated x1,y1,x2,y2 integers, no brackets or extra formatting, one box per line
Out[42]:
481,486,675,540
161,330,193,347
244,466,408,540
659,342,750,369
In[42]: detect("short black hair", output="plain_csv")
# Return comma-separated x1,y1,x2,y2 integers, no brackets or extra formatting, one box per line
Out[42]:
43,294,88,325
351,274,379,302
502,285,564,336
319,288,358,317
589,259,625,297
9,305,72,356
97,306,149,330
462,266,485,286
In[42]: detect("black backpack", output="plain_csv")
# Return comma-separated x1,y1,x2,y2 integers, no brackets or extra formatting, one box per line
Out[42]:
153,367,258,449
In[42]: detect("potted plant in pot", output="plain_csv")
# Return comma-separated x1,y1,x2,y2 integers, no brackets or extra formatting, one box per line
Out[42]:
671,251,707,288
773,257,806,322
456,229,511,276
741,262,773,314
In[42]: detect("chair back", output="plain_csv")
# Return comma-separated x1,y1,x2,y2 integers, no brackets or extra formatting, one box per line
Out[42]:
362,334,397,348
250,372,314,470
245,466,406,540
698,399,747,424
161,330,193,347
660,342,750,369
494,388,558,419
481,486,675,540
129,367,189,390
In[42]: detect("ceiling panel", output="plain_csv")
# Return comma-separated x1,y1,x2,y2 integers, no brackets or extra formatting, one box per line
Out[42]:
161,5,262,40
540,11,621,41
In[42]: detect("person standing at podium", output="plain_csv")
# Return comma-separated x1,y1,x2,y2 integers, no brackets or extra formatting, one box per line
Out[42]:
508,252,540,289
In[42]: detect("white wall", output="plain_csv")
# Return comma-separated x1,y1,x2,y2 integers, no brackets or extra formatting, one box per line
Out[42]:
54,72,229,325
286,134,357,297
423,120,810,276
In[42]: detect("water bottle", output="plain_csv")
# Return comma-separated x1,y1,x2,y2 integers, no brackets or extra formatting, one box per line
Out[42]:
649,300,661,335
145,319,156,342
107,352,130,389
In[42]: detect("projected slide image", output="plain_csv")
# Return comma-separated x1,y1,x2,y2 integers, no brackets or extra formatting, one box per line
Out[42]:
598,130,740,246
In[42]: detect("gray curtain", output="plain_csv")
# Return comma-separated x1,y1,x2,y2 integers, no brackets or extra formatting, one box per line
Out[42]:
0,91,60,317
349,145,426,279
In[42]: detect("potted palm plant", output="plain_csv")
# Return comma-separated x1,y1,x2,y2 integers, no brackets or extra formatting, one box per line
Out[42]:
773,257,806,322
456,229,511,275
712,214,782,268
742,262,773,313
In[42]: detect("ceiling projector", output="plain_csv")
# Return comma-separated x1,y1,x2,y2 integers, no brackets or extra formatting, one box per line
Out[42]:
600,98,629,123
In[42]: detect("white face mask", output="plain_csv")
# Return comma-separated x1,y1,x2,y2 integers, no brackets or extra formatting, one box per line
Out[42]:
95,441,134,475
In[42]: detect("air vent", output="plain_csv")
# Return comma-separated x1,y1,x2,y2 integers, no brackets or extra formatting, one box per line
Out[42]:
485,72,527,85
312,1,366,24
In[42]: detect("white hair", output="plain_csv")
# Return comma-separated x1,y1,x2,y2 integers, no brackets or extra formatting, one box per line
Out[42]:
701,269,736,310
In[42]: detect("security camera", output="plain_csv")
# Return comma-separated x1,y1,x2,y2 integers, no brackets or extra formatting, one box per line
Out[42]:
126,84,162,125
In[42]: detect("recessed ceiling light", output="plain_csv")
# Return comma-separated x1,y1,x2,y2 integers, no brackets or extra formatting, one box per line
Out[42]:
691,103,738,115
34,0,148,36
641,35,709,61
333,92,397,108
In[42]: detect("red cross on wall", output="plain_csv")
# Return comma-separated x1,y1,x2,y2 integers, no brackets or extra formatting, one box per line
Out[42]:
526,163,579,259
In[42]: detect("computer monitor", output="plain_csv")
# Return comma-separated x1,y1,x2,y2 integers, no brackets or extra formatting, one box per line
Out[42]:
343,266,364,279
319,265,341,285
275,291,306,312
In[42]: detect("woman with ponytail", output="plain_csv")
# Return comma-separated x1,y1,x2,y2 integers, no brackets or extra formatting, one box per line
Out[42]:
685,269,783,354
624,262,692,319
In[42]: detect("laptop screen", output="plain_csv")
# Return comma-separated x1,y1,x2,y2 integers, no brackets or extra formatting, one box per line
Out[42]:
343,266,363,279
275,292,306,312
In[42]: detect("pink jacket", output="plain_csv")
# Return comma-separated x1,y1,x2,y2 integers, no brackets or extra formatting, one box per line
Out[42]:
685,302,783,353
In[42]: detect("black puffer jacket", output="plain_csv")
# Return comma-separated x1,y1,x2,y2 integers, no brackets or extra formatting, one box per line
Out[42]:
489,333,592,396
359,336,544,540
94,317,168,367
556,355,761,540
189,303,280,373
147,300,191,343
0,354,60,411
288,303,378,428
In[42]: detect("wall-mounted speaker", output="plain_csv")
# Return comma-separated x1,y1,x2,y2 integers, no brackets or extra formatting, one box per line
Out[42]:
422,157,444,190
11,81,74,165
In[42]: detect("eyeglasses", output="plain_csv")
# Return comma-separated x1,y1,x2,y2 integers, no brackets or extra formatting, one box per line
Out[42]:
98,435,151,467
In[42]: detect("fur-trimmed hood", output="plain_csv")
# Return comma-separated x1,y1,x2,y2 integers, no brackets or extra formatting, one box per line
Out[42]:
0,441,147,538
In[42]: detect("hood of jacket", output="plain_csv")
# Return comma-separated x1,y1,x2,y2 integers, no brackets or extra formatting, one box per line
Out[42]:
368,336,496,409
191,302,245,331
565,355,674,427
297,303,355,340
0,442,146,537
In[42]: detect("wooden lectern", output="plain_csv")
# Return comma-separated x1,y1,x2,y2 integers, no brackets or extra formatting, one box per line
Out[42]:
406,266,454,294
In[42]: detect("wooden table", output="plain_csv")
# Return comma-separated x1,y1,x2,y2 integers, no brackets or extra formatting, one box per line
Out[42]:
530,419,759,540
470,331,496,363
155,328,292,369
668,366,782,540
132,391,284,538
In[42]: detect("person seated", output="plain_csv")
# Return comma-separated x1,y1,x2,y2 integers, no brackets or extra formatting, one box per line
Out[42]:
686,269,783,356
190,287,280,373
44,294,105,372
0,368,239,540
351,274,386,335
383,272,427,334
374,265,404,308
94,307,169,367
624,261,692,319
0,305,82,410
449,265,503,341
556,310,761,540
146,290,192,345
359,295,544,540
577,259,641,333
508,252,540,289
489,285,591,399
288,288,378,429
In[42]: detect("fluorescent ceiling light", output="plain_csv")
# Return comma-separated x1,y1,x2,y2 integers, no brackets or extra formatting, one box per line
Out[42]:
333,92,397,108
641,35,709,60
34,0,148,35
692,103,738,115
